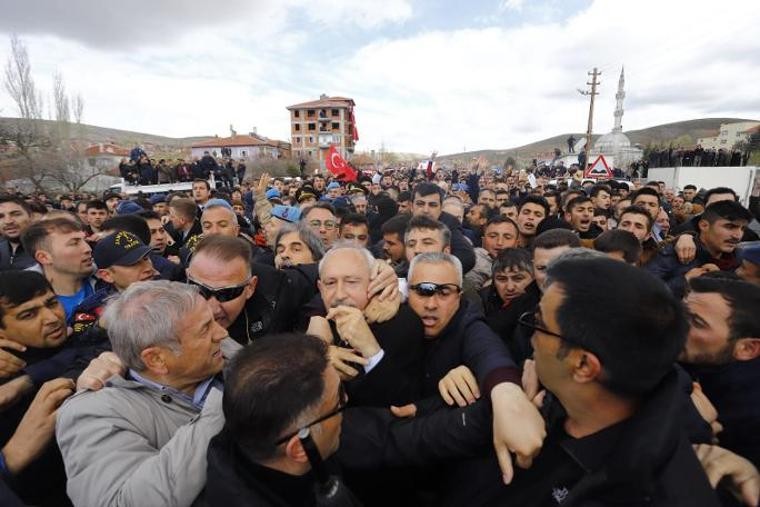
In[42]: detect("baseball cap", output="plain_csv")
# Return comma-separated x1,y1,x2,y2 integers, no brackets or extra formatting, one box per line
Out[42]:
266,188,282,199
94,231,153,269
271,205,301,223
116,200,144,215
738,241,760,265
326,181,340,190
149,194,166,205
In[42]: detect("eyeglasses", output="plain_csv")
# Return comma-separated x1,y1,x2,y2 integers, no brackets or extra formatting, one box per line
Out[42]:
308,219,337,230
409,282,462,298
517,311,585,349
275,383,347,445
186,277,251,302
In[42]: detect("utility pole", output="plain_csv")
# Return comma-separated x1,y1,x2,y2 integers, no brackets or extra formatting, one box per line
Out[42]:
578,67,601,162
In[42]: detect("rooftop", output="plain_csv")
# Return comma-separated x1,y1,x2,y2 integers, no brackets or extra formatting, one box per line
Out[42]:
287,95,355,110
84,143,129,157
191,134,287,149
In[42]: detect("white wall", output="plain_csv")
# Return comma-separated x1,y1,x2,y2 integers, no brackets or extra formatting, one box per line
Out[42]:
649,166,756,205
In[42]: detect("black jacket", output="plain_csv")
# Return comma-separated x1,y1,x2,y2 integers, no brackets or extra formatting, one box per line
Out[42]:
0,239,35,271
421,298,519,398
479,282,541,365
438,211,476,274
467,370,720,507
227,263,320,345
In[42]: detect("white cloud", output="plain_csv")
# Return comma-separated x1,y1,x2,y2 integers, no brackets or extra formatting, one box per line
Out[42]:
1,0,758,156
499,0,525,12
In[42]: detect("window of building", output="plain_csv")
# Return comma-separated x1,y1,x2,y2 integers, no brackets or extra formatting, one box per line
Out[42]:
319,109,327,118
308,123,315,131
331,109,339,116
309,136,315,144
332,122,340,130
241,150,247,157
295,123,301,131
307,110,315,117
294,110,300,118
294,136,301,145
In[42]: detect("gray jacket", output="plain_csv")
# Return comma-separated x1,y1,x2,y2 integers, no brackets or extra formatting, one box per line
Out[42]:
56,340,241,507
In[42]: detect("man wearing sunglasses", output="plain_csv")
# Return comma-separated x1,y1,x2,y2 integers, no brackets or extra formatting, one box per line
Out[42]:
406,252,545,485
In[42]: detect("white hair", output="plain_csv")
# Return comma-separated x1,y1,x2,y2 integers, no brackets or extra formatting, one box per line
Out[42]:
318,241,375,277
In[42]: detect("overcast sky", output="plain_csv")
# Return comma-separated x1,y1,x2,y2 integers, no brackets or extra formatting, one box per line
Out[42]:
0,0,758,155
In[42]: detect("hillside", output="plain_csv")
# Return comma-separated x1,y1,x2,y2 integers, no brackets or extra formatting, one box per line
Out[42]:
438,117,758,164
0,117,212,150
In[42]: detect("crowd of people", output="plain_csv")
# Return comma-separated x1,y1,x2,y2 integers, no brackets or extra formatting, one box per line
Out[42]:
0,160,759,506
119,147,247,189
646,145,748,169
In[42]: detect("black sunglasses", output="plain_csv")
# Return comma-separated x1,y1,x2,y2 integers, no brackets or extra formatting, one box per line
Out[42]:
186,277,251,303
517,311,586,349
275,383,347,445
409,282,462,298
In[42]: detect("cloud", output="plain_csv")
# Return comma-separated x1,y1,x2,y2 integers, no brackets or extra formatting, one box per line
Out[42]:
499,0,525,12
0,0,412,49
1,0,758,156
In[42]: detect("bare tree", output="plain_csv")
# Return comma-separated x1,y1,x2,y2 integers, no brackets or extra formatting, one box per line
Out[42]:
4,34,43,121
53,71,70,123
1,35,102,193
73,93,84,125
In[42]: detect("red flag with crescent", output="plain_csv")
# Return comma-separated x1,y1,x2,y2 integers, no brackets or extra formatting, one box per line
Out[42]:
326,145,357,181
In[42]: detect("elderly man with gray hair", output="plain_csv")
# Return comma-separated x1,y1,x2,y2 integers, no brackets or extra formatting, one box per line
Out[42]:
56,280,241,507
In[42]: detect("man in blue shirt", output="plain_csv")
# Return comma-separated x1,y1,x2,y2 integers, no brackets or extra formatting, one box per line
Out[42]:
20,216,96,322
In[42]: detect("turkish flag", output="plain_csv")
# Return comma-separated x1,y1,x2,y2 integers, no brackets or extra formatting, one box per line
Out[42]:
350,110,359,141
326,145,357,182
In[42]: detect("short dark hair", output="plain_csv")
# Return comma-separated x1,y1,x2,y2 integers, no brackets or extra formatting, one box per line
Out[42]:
0,196,32,215
619,205,654,232
700,201,752,225
532,228,581,251
413,182,444,203
86,199,108,212
500,200,517,209
485,215,519,232
339,213,368,231
301,202,336,221
0,271,53,327
222,333,328,460
704,187,737,204
688,277,760,342
547,257,687,396
405,215,451,247
684,184,697,191
381,214,411,238
101,215,151,245
21,217,83,258
631,187,660,203
193,178,211,191
560,190,585,211
565,196,593,213
590,184,611,198
398,190,412,202
518,195,550,217
492,248,533,276
594,229,642,264
137,210,161,222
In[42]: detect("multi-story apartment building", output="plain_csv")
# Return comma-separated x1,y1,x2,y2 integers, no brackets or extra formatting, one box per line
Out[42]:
286,94,357,164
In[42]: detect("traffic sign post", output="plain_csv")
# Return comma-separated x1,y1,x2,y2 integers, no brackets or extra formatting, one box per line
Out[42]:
584,155,613,179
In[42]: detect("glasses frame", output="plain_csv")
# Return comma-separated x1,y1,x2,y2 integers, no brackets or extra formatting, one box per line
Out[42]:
517,311,586,349
275,383,347,445
186,276,252,302
408,282,462,298
308,219,337,230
